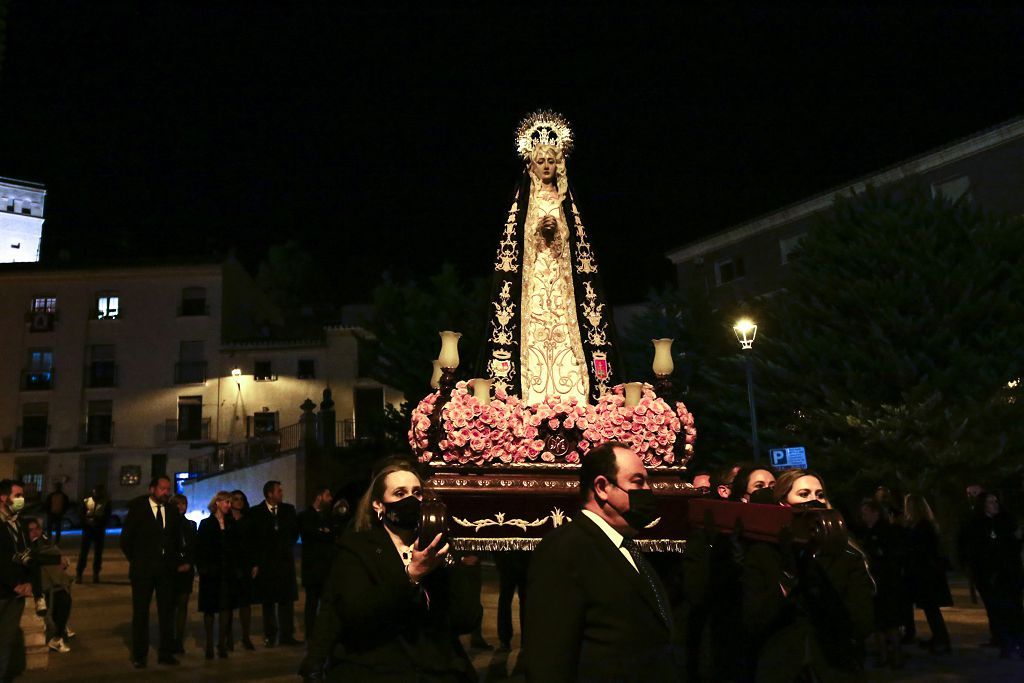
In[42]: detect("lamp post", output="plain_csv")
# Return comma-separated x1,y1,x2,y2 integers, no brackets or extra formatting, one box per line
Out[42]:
733,318,760,461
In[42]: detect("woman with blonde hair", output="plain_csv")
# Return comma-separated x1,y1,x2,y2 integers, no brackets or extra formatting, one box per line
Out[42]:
323,460,481,681
196,490,241,659
743,468,875,681
902,493,952,653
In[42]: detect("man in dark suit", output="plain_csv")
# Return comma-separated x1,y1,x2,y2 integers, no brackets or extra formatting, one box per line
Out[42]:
524,441,683,682
297,484,338,643
250,480,301,647
120,475,185,668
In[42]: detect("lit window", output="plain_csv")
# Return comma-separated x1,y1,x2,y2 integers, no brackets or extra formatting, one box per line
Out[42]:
96,294,119,320
779,234,806,265
31,297,56,313
254,361,277,382
714,257,746,286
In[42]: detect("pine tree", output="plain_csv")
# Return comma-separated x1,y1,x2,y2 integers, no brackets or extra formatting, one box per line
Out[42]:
753,186,1024,500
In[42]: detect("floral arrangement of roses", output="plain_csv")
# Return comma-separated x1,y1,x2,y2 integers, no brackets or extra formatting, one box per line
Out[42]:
409,381,695,468
581,384,688,467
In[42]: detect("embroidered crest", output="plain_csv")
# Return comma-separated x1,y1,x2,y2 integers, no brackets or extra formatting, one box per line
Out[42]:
490,350,512,378
592,352,610,381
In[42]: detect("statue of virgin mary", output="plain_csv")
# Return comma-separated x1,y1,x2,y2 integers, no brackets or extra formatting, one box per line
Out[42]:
480,111,621,405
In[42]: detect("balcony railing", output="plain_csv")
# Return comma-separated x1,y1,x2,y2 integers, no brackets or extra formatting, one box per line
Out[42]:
164,417,211,442
188,422,303,479
15,426,50,450
337,419,356,445
20,370,54,391
86,362,118,388
81,420,115,446
174,361,207,385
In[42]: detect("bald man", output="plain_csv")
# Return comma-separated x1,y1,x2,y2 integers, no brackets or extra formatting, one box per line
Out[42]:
524,441,682,682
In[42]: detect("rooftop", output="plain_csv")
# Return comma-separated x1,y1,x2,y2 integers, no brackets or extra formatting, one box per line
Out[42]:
666,115,1024,264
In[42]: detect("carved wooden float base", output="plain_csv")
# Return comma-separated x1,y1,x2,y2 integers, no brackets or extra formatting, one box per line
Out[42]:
428,468,696,553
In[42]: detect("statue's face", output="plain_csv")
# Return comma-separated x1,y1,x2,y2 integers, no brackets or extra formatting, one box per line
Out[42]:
531,150,558,184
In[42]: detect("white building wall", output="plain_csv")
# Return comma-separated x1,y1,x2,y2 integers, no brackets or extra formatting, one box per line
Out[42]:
0,263,398,504
0,178,45,264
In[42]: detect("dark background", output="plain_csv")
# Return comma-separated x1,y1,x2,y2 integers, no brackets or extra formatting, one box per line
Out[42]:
1,2,1021,303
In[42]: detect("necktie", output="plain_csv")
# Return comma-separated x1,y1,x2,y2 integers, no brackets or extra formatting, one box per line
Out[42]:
156,504,164,529
271,505,278,530
621,538,672,629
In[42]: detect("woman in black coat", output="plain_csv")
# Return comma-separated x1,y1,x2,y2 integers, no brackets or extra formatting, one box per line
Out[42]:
857,499,907,667
962,491,1024,658
743,469,875,683
902,494,952,653
226,489,255,651
197,491,241,659
171,494,198,655
325,461,481,682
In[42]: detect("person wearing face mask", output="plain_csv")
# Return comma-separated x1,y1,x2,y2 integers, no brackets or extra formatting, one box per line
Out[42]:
321,461,480,682
524,441,681,682
728,466,777,503
0,479,33,680
742,469,875,682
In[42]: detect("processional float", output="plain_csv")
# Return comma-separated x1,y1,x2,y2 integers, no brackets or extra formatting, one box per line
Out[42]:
409,112,845,553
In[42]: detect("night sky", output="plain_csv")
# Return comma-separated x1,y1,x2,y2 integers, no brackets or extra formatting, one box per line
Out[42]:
1,3,1022,304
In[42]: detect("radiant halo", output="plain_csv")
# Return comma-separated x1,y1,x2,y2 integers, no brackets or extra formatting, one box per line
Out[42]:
515,110,574,160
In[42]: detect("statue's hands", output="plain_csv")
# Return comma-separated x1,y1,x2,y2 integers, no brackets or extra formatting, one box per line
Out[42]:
538,215,557,245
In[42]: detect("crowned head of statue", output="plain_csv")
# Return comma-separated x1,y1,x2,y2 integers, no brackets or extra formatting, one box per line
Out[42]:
517,110,573,198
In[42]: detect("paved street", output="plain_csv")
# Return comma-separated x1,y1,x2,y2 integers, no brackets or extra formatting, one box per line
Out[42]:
17,533,1023,682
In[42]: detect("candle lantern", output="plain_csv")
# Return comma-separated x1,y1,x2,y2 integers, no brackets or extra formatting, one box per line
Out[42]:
470,378,493,405
652,338,674,396
430,360,442,389
624,382,643,407
438,331,462,370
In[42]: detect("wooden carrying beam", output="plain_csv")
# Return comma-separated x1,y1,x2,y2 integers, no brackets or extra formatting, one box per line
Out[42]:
686,498,849,553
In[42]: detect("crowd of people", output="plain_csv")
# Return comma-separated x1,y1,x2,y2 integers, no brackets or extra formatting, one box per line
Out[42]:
0,443,1020,681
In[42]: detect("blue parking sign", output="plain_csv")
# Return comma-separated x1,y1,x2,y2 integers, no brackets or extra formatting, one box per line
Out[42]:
770,446,808,469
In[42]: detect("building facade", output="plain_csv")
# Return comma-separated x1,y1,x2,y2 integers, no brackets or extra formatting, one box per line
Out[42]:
0,259,399,504
667,117,1024,311
0,177,46,264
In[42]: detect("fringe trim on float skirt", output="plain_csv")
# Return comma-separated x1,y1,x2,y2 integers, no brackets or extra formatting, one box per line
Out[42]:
450,537,686,553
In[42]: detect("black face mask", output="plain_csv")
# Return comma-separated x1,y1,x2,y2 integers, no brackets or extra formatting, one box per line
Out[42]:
382,495,421,532
792,499,827,510
610,485,659,531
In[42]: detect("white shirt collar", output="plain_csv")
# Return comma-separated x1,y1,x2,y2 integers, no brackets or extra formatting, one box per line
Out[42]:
581,508,625,548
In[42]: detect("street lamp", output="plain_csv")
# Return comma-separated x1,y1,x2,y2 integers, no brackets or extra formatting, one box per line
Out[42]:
733,318,760,461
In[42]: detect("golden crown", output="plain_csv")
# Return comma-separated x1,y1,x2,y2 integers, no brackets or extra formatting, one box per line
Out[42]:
515,110,574,160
